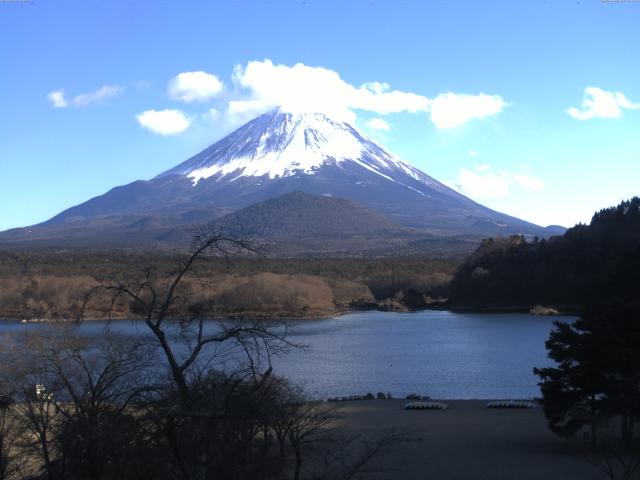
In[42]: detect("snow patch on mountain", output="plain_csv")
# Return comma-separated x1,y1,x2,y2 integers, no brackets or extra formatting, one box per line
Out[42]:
187,112,368,183
164,109,437,193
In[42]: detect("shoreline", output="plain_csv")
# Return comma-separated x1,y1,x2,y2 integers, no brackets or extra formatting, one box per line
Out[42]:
0,302,576,324
323,396,540,403
448,304,579,316
0,308,355,324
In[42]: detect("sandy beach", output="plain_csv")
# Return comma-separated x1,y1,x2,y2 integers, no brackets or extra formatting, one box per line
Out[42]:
332,399,601,480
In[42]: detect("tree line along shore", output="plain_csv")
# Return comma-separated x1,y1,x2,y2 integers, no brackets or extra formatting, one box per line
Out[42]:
0,253,457,322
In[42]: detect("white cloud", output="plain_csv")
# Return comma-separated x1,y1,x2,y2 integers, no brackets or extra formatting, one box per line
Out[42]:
567,87,640,120
453,168,511,198
231,60,416,122
428,92,508,129
468,149,479,157
513,172,545,191
47,89,68,108
202,107,220,122
449,164,544,199
355,80,430,115
136,60,509,135
47,85,123,108
227,60,502,129
169,71,224,103
227,98,275,124
365,117,391,131
73,85,123,107
136,109,191,135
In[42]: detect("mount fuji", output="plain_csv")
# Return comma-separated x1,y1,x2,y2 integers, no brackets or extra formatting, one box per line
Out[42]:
0,108,562,253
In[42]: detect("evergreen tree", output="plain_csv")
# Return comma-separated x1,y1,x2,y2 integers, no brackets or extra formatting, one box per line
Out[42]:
534,315,610,444
534,302,640,447
450,197,640,310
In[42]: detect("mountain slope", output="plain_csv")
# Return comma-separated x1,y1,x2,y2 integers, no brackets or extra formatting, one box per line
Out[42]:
213,191,406,238
0,108,560,251
202,191,426,256
154,108,547,236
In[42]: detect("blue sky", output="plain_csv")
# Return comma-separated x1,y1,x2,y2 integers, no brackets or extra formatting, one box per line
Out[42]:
1,0,639,231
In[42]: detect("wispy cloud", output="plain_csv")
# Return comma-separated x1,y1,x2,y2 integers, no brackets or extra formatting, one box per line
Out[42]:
428,92,508,129
47,85,123,108
73,85,123,107
169,71,224,103
512,172,545,191
447,164,544,199
567,87,640,120
47,90,68,108
136,109,191,135
365,117,391,131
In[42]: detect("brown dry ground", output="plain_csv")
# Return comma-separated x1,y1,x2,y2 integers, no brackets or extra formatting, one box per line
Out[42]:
332,399,601,480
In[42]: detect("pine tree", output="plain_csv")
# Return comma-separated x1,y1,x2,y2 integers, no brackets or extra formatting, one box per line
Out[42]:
534,302,640,447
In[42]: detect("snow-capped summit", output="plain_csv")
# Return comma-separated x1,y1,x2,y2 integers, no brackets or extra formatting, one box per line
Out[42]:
158,108,442,196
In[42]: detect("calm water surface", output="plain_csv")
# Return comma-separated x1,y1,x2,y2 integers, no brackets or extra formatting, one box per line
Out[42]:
0,310,573,399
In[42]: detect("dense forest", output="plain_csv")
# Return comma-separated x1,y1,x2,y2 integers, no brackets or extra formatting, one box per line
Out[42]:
449,197,640,311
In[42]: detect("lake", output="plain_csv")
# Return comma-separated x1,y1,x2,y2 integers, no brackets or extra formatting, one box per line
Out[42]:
0,310,572,399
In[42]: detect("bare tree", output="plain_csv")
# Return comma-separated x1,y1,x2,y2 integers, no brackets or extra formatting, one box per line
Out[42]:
283,395,338,480
38,332,151,478
312,428,407,480
0,394,18,480
1,335,58,480
80,226,301,479
14,383,57,480
274,385,406,480
84,226,294,403
0,329,153,480
586,430,640,480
